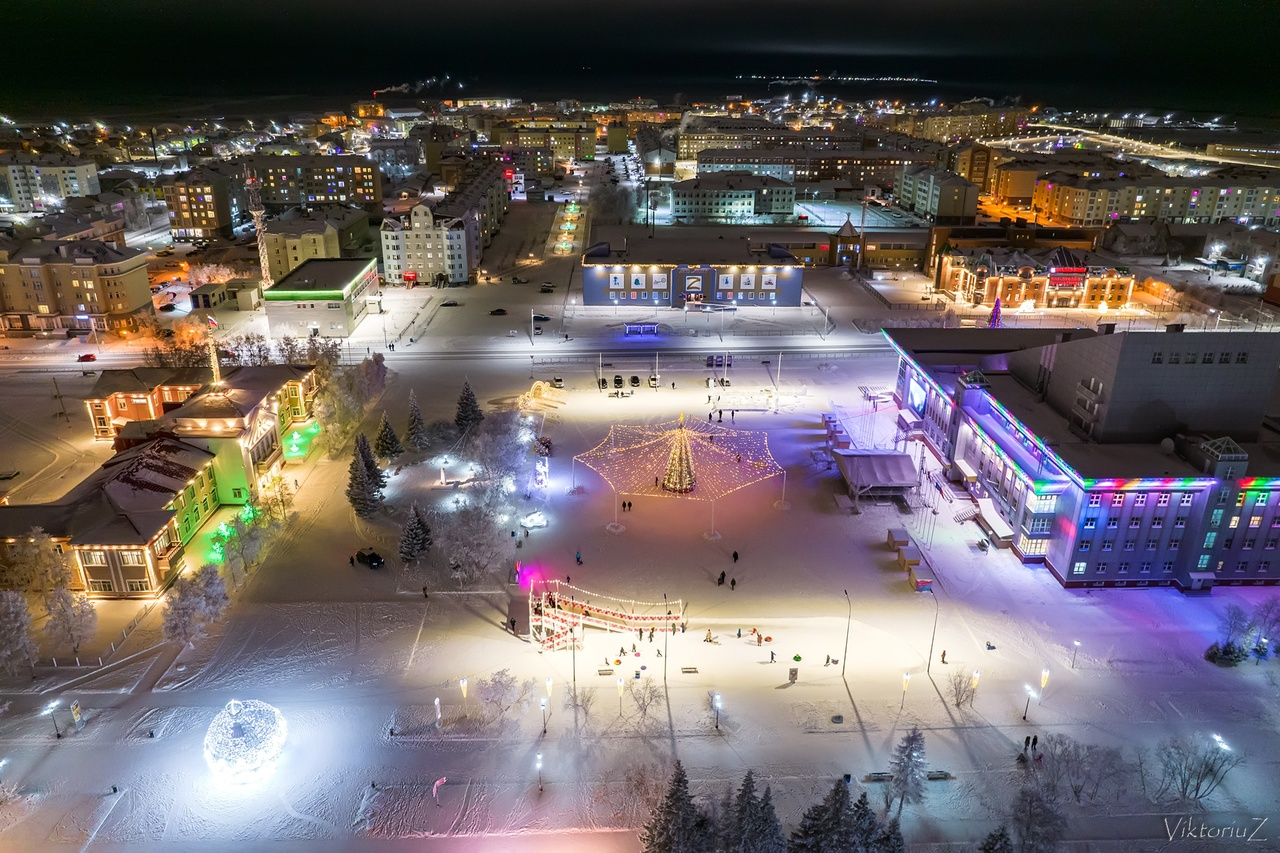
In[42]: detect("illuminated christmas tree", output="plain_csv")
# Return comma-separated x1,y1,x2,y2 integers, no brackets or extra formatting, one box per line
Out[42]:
988,297,1003,329
662,415,697,493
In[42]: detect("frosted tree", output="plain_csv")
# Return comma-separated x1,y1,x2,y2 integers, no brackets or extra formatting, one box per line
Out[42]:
373,411,404,460
1153,734,1245,802
162,577,206,647
469,411,528,509
724,770,786,853
888,726,927,815
474,668,534,724
398,501,432,563
43,588,97,655
873,817,906,853
0,527,72,595
404,389,430,451
849,790,880,851
988,296,1003,328
354,432,386,491
640,761,712,853
431,505,507,588
276,335,305,364
455,379,484,435
194,563,229,623
1008,786,1066,853
752,786,786,853
627,677,665,726
562,684,597,725
978,826,1014,853
0,591,36,676
346,453,382,518
789,778,856,852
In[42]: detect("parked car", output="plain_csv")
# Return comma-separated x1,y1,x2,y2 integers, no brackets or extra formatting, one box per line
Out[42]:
440,300,459,307
489,308,508,315
512,276,529,284
599,377,609,390
714,355,725,367
552,376,565,388
532,313,551,322
534,325,544,336
159,303,178,312
648,374,659,387
630,375,641,387
613,374,624,388
76,353,96,362
540,285,555,293
706,355,715,367
355,548,385,570
158,328,176,339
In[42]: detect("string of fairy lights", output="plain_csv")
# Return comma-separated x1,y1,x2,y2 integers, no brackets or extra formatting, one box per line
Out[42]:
203,698,288,783
574,417,784,502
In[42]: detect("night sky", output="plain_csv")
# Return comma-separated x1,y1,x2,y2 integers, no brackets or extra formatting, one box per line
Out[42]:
4,0,1277,119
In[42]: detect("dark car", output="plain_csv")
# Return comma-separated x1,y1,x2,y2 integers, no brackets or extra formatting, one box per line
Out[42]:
533,313,551,322
512,276,529,284
355,548,385,569
599,377,609,390
539,285,555,293
630,375,641,387
613,374,624,388
159,303,178,312
489,308,508,315
76,353,96,362
441,300,459,307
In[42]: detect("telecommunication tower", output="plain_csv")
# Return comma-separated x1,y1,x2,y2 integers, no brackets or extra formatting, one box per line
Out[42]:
245,169,272,289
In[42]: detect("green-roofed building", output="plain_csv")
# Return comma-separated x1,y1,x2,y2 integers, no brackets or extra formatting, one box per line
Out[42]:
264,257,379,339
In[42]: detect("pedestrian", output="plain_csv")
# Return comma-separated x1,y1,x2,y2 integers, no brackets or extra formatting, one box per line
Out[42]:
628,501,632,511
731,410,735,421
681,622,686,633
757,633,763,646
575,551,582,564
656,649,662,657
708,394,713,404
510,618,517,632
649,627,655,642
732,551,739,564
770,650,776,662
1024,735,1031,751
736,453,741,463
941,650,947,664
708,412,712,422
671,381,676,390
422,586,428,599
655,476,660,487
737,627,742,639
349,556,355,566
717,571,726,586
620,646,626,657
730,578,736,590
1032,735,1038,750
632,643,637,653
825,654,831,666
566,575,571,584
638,627,643,640
294,479,299,489
704,629,713,643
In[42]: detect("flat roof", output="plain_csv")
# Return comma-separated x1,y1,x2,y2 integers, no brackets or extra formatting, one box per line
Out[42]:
267,258,375,297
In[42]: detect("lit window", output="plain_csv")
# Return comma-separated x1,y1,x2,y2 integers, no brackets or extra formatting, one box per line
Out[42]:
1072,562,1087,575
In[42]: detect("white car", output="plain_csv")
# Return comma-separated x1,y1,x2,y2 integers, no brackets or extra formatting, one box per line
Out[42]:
520,511,548,529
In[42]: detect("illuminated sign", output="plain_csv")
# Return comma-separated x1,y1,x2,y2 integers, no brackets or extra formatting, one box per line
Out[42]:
1048,267,1086,288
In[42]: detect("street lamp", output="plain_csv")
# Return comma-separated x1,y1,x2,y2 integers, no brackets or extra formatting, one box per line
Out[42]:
1040,668,1050,704
925,587,940,674
663,593,669,684
44,700,62,738
540,697,548,735
971,670,981,700
536,752,543,792
900,672,911,710
841,589,851,678
617,677,625,716
459,678,468,717
1071,640,1081,669
1023,685,1037,721
713,693,722,730
545,677,554,697
434,697,442,729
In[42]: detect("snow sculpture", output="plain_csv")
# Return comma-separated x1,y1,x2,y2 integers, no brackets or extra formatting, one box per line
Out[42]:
203,698,288,782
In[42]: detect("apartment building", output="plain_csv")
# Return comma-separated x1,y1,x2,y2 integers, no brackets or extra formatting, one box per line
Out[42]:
249,154,382,208
698,147,936,187
161,165,247,241
380,204,470,286
433,162,509,258
918,107,1031,143
1032,170,1280,227
670,172,796,222
888,327,1280,592
1205,143,1280,165
895,165,978,225
261,206,371,283
676,117,864,160
0,238,152,333
493,125,594,162
0,153,100,214
989,155,1153,207
636,126,676,178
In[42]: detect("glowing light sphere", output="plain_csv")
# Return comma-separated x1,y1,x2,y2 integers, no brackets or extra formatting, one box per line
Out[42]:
203,699,288,783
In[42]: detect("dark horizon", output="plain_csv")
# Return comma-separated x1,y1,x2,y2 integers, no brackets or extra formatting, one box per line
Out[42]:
5,0,1279,124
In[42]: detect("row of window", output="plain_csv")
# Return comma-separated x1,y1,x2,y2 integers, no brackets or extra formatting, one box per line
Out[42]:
1151,351,1248,365
88,578,152,593
82,549,145,566
1073,561,1176,575
1088,492,1197,508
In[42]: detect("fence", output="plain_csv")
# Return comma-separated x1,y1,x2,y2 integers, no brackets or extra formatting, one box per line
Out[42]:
35,599,156,670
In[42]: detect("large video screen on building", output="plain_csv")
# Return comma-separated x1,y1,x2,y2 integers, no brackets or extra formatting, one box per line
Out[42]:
907,376,927,417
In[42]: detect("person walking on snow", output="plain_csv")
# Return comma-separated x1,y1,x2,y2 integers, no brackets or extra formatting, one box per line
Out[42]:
704,629,713,643
730,578,736,590
732,551,739,563
770,650,776,663
940,650,947,664
717,571,726,586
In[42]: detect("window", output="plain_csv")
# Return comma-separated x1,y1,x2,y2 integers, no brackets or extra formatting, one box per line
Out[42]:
1140,561,1152,574
1088,494,1102,507
1029,518,1051,533
1134,494,1147,507
1072,562,1087,575
88,579,114,592
82,550,106,565
1157,493,1170,507
1261,561,1271,573
232,488,244,500
1181,493,1193,506
1151,351,1163,364
1118,562,1130,574
1083,517,1097,529
1251,516,1263,528
1106,518,1118,529
1034,495,1057,513
1230,515,1240,528
1175,516,1186,528
1102,540,1114,551
1097,562,1109,574
1170,538,1181,550
126,579,151,592
1236,561,1249,573
1152,518,1163,529
1202,352,1215,364
1218,490,1229,506
1258,494,1271,507
1211,509,1224,527
1146,538,1159,551
1124,539,1136,551
1244,538,1257,550
1170,352,1180,364
1237,352,1249,364
1204,532,1218,548
1237,493,1246,507
1129,518,1141,529
121,551,145,566
1079,541,1091,552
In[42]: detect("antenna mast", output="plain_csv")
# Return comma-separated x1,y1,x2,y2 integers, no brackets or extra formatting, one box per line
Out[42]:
245,168,273,289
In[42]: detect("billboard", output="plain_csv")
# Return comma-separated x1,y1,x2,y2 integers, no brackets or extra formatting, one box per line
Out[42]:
631,273,646,289
651,273,668,290
761,273,777,289
608,273,624,289
684,273,703,291
718,274,734,290
740,273,755,289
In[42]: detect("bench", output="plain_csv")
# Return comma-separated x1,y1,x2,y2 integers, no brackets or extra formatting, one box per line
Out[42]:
926,770,952,781
680,666,699,674
864,772,894,783
597,668,614,676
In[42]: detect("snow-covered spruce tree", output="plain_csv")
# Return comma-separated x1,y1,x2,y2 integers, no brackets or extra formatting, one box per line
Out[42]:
0,590,36,675
752,786,786,853
790,778,856,852
194,563,229,622
346,452,382,518
455,379,484,435
373,411,404,460
977,826,1015,853
725,769,759,852
43,588,97,655
849,790,880,852
874,817,906,853
163,577,205,647
404,389,429,451
889,726,927,816
354,432,387,492
640,761,712,853
399,502,432,563
1009,786,1067,853
414,503,433,551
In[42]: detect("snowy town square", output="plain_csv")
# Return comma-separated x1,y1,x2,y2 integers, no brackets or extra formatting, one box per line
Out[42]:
0,346,1278,853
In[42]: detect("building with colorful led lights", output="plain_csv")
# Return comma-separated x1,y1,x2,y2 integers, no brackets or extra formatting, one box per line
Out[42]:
264,258,378,338
934,245,1136,310
887,327,1280,592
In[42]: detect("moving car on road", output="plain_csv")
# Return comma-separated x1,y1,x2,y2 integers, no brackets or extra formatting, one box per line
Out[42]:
76,354,96,362
440,300,459,307
489,308,508,315
533,313,551,322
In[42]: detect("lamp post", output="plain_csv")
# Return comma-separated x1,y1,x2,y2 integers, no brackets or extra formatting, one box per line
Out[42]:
529,354,534,379
1071,640,1081,669
663,593,669,684
536,752,543,792
925,587,940,674
841,589,851,679
545,677,554,698
1023,686,1036,721
1040,668,1050,704
459,679,468,717
971,670,981,702
434,697,442,729
617,677,624,716
44,701,62,738
713,693,722,730
900,672,911,710
541,697,548,735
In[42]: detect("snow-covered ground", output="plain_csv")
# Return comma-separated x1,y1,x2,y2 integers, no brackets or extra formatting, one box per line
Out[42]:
1,353,1279,852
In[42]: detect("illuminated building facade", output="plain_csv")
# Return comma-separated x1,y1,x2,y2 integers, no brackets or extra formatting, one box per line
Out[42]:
887,327,1280,592
263,258,378,338
936,245,1135,309
85,367,212,440
0,153,100,214
249,155,382,208
0,238,153,334
670,172,796,222
1031,170,1280,227
161,166,246,240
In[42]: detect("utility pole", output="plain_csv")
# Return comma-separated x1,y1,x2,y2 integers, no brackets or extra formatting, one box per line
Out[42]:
51,377,69,421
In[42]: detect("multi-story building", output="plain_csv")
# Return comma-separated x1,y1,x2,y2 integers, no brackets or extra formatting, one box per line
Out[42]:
675,117,865,161
887,327,1280,592
636,127,676,178
433,162,509,260
1031,170,1280,227
381,204,470,286
27,211,126,245
934,245,1135,309
670,172,796,222
263,257,379,338
366,138,424,179
85,367,213,440
0,153,100,214
494,125,594,163
697,147,936,187
161,165,247,241
0,238,152,334
918,106,1031,143
262,206,371,283
249,154,383,208
895,165,978,225
1205,143,1280,165
989,155,1153,207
